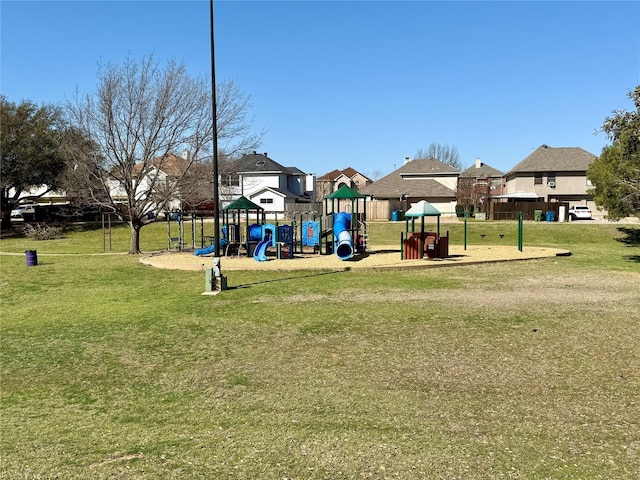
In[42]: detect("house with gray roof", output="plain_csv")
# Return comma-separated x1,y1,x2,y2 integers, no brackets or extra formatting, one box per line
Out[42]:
460,158,504,184
360,158,460,217
500,144,597,205
458,158,505,214
235,151,316,214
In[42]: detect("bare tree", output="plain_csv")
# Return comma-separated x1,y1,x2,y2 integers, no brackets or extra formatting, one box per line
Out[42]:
414,143,462,170
365,168,384,181
215,82,265,158
456,175,490,215
66,55,262,253
315,179,334,202
179,154,240,210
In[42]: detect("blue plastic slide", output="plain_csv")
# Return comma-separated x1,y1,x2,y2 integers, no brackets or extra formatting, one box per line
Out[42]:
253,234,271,262
194,239,228,256
333,212,354,260
194,225,229,256
194,244,216,256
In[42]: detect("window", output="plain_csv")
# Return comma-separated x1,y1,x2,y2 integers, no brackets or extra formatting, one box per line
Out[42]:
260,198,273,204
547,173,556,185
534,173,543,185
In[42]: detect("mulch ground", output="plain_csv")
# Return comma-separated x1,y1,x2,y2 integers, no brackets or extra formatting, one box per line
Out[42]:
140,244,570,272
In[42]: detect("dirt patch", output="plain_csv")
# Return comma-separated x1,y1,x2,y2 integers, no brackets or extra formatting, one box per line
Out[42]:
140,244,570,272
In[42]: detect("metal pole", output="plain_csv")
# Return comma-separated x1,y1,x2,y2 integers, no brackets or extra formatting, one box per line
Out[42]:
464,210,467,251
210,0,221,262
518,211,523,252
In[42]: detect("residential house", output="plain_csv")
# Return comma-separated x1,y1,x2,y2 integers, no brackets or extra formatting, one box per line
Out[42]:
360,157,460,219
500,145,597,207
128,151,247,214
316,168,372,200
124,152,194,213
458,158,504,213
235,151,316,215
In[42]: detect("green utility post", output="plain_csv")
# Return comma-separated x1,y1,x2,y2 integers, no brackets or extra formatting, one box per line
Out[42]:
518,211,523,252
464,210,468,251
205,267,215,293
299,214,303,254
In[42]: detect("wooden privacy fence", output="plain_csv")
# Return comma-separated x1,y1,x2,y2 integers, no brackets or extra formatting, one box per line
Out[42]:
284,199,404,220
327,199,403,220
489,201,570,221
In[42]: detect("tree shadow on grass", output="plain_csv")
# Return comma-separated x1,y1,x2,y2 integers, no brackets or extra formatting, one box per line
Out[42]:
228,270,345,290
617,227,640,263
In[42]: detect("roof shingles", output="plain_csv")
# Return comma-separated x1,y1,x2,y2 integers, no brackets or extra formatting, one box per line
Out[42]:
360,159,458,199
507,145,596,174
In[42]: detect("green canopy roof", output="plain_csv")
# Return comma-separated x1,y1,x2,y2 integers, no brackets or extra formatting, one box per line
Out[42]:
325,184,367,200
223,196,263,211
404,200,441,217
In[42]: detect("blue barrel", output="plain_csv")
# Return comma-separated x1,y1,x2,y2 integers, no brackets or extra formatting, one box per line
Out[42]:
546,211,555,222
25,250,38,267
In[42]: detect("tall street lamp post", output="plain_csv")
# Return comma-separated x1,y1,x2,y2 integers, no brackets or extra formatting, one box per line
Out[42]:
209,0,226,291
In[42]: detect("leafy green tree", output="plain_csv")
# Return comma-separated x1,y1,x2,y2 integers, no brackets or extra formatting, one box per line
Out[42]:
588,86,640,219
0,96,67,229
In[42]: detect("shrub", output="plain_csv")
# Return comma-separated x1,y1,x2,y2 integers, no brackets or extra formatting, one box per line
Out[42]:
455,204,474,218
23,223,65,241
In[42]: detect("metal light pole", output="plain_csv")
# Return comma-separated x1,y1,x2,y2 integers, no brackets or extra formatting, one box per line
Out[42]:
207,0,226,292
209,0,220,255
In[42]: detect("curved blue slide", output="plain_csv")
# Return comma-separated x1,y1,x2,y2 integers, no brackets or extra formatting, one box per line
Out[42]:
334,212,354,260
253,233,272,262
194,239,227,256
194,225,229,256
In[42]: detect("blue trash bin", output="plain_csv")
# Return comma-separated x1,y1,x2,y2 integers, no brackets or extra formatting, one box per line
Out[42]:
546,211,555,222
25,250,38,266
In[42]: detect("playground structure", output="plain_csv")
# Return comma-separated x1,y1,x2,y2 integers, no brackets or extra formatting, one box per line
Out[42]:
400,201,527,260
322,185,369,261
169,197,529,263
192,186,370,262
166,211,219,252
401,200,450,260
190,197,296,261
151,202,547,273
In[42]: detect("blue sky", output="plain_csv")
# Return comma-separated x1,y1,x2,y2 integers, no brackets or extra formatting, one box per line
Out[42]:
2,1,639,178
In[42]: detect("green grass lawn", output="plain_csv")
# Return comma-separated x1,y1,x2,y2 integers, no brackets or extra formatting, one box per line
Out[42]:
1,220,639,479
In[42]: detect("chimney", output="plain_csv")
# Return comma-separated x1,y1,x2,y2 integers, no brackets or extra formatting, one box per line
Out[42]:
475,157,482,169
404,156,411,165
181,150,191,161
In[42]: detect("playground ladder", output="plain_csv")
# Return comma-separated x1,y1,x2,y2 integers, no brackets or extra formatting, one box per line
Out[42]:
360,233,369,251
359,219,369,252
